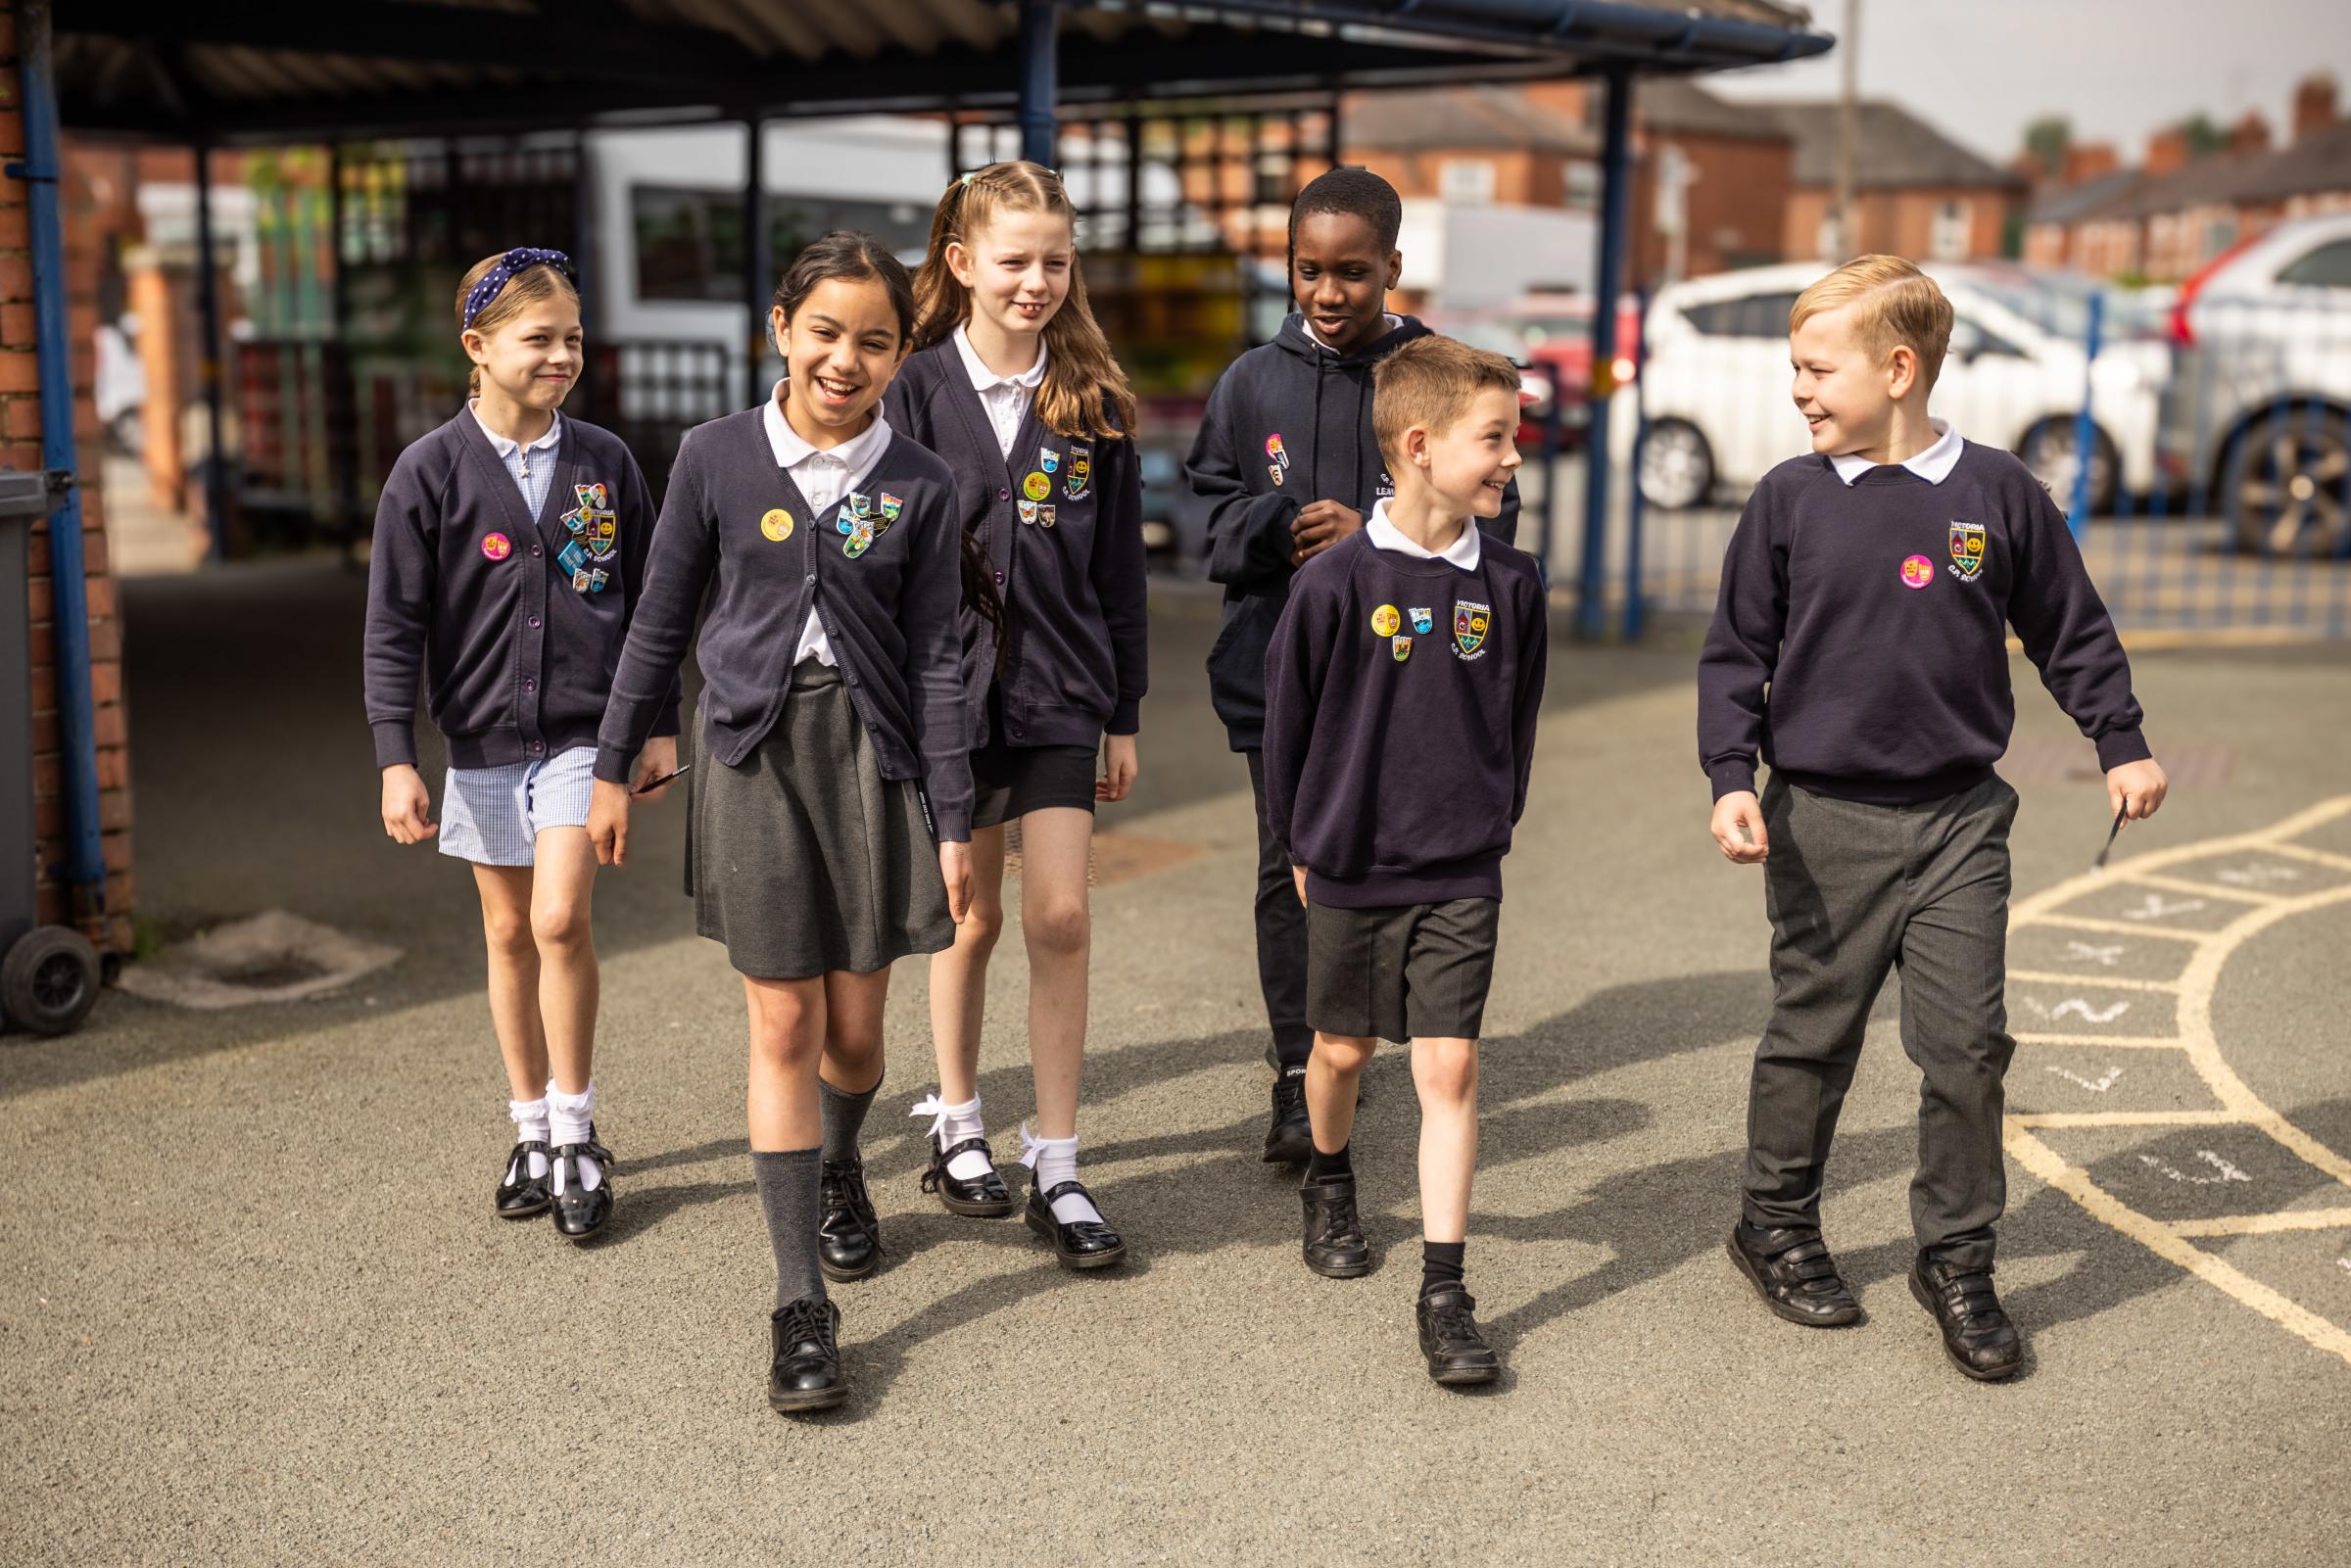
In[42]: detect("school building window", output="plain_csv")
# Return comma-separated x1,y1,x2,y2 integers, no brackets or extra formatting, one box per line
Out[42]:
1565,163,1601,211
1930,199,1973,261
1439,159,1497,205
632,186,932,304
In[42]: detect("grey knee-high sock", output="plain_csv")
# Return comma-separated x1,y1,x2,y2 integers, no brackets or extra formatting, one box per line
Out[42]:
819,1074,882,1164
751,1148,827,1309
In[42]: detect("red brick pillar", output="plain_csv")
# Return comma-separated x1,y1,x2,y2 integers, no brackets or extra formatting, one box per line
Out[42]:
3,2,136,956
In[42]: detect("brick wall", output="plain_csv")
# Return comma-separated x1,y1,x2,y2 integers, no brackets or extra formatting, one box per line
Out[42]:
2,3,135,955
1628,132,1793,284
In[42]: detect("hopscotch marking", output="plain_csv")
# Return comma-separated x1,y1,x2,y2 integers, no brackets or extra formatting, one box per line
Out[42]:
2051,998,2133,1023
2047,1065,2126,1093
2004,793,2351,1369
2217,864,2303,888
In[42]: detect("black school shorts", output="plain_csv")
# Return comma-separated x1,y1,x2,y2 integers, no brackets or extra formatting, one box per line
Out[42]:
1304,896,1500,1044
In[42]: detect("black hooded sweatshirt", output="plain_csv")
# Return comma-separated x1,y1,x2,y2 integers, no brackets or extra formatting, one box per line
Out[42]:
1184,312,1521,751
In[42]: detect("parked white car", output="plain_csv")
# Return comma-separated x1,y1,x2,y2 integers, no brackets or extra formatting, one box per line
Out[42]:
2163,213,2351,555
1636,261,2168,513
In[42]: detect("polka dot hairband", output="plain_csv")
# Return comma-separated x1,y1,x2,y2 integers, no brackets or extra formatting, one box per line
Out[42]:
463,247,574,329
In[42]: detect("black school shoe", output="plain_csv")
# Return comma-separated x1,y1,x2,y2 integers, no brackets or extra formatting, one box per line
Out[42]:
1300,1173,1370,1278
494,1140,552,1218
1726,1222,1862,1327
550,1136,616,1242
767,1297,848,1413
1909,1254,2023,1381
921,1134,1016,1217
818,1157,884,1282
1415,1286,1502,1386
1024,1179,1128,1269
1263,1067,1313,1165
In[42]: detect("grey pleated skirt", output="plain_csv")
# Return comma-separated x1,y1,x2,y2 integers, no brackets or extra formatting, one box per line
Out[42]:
685,666,953,980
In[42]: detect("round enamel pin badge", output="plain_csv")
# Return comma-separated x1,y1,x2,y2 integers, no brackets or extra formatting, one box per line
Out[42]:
1023,472,1051,501
480,533,512,561
760,508,793,543
1900,554,1935,590
1370,604,1401,638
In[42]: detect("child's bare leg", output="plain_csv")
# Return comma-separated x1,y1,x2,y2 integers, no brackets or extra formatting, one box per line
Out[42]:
1410,1037,1479,1245
821,967,889,1096
471,864,548,1100
530,827,600,1097
1306,1031,1374,1154
925,826,1007,1105
1016,807,1095,1141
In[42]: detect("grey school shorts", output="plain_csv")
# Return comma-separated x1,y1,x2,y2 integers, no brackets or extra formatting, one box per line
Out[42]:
1304,896,1501,1044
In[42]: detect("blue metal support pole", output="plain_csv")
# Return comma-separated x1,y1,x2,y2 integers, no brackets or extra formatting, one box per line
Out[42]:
192,133,229,561
1576,66,1633,640
1017,0,1060,168
17,2,107,915
2066,289,2104,540
744,115,769,398
1621,283,1652,641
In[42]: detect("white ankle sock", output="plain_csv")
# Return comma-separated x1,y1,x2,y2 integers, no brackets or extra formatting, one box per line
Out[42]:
1018,1125,1102,1226
507,1098,550,1180
912,1093,993,1181
547,1081,601,1193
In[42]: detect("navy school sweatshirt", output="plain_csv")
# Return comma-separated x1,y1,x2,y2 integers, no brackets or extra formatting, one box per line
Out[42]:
1263,525,1549,908
594,408,977,842
882,341,1149,749
1184,312,1523,752
1697,441,2150,807
364,410,677,770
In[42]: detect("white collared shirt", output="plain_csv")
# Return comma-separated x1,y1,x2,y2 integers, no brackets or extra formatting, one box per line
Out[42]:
1829,419,1964,486
952,322,1047,459
763,381,894,668
1303,311,1404,355
1365,498,1481,570
468,401,563,518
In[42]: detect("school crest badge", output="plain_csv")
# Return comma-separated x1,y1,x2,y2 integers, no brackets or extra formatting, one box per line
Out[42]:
564,484,618,559
1039,447,1061,475
1409,607,1433,636
1452,599,1492,661
1019,499,1038,525
880,493,902,523
1066,447,1091,499
1948,521,1986,582
1391,634,1413,663
1038,505,1057,528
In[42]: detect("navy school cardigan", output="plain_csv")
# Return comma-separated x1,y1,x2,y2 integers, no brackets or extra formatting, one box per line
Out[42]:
363,410,678,771
883,340,1149,750
594,407,977,842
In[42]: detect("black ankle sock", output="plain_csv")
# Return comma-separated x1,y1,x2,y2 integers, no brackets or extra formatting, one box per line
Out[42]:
1306,1143,1352,1183
1420,1241,1466,1296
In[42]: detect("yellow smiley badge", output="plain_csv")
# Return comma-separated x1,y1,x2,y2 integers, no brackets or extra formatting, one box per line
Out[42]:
1370,603,1401,638
759,508,793,543
1023,472,1051,501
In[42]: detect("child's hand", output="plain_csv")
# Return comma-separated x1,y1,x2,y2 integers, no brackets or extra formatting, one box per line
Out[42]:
1291,865,1308,907
939,840,973,924
1289,500,1364,566
587,779,632,867
1710,790,1769,864
380,765,437,845
1097,735,1138,802
631,736,680,805
2107,758,2169,825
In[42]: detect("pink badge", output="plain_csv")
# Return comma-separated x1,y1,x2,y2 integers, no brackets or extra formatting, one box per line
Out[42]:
481,533,512,561
1899,554,1934,590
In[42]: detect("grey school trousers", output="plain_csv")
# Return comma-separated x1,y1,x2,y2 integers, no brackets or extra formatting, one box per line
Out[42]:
1744,772,2021,1271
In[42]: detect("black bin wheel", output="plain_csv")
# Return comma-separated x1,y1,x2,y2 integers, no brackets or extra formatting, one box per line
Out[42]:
2,925,102,1036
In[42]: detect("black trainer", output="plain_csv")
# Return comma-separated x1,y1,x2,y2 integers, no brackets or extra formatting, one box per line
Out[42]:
1415,1286,1502,1386
1726,1222,1861,1327
550,1137,615,1242
1909,1254,2023,1381
767,1297,848,1413
921,1133,1016,1217
1300,1173,1370,1278
818,1157,884,1282
1263,1067,1312,1164
494,1140,552,1218
1024,1179,1128,1270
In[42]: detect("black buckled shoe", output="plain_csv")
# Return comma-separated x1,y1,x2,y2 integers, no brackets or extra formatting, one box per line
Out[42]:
767,1297,848,1413
818,1157,884,1282
494,1139,552,1218
1300,1173,1370,1278
1415,1286,1502,1386
1727,1222,1862,1327
1263,1068,1313,1165
550,1138,615,1242
1909,1255,2023,1381
1024,1180,1127,1269
921,1135,1015,1217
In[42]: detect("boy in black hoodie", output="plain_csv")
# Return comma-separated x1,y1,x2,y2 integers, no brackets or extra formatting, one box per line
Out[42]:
1185,167,1520,1164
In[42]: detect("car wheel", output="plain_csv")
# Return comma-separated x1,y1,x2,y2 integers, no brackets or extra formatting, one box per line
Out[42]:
1638,419,1713,510
2225,405,2351,558
2021,418,2118,516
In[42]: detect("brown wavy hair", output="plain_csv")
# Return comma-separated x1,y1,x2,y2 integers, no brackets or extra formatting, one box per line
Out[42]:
454,253,578,397
908,162,1137,442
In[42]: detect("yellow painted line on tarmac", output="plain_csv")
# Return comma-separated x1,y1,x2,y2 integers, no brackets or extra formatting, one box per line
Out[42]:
2266,842,2351,875
2026,914,2214,941
2117,871,2281,905
2007,970,2182,993
2015,1032,2191,1050
2013,1110,2248,1129
2172,1208,2351,1239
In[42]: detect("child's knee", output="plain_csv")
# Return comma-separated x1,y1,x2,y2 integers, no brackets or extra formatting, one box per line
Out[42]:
1412,1038,1479,1102
530,898,591,952
746,993,822,1071
481,904,534,959
1025,897,1090,959
1312,1033,1375,1076
958,896,1006,954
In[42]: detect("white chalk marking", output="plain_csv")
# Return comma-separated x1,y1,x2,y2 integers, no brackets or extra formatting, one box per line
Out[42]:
2047,1065,2126,1093
2052,998,2133,1023
2065,940,2127,967
2122,892,2207,921
2217,863,2302,887
2136,1150,2254,1185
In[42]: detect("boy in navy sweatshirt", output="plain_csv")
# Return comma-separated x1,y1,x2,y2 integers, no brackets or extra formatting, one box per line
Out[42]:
1263,335,1546,1388
1698,255,2168,1382
1186,166,1520,1165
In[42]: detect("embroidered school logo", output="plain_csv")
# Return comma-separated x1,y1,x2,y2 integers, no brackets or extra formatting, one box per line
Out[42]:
1066,447,1091,499
1948,521,1986,582
880,493,902,523
1409,606,1433,635
759,508,793,543
1019,499,1039,525
563,483,617,558
1452,599,1492,660
1370,603,1401,638
1039,447,1061,475
1037,505,1057,528
1391,634,1413,663
480,532,512,561
1023,471,1051,501
1900,554,1935,590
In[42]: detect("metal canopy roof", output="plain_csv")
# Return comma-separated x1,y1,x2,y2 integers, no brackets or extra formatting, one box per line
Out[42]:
60,0,1831,143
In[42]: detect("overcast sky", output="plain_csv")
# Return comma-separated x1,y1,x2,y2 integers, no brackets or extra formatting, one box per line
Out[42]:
1707,0,2351,166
